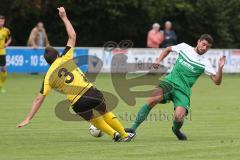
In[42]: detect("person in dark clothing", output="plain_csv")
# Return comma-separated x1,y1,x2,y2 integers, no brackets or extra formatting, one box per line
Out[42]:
162,21,177,48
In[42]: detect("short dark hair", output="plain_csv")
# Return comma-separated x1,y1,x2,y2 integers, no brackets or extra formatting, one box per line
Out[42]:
44,47,59,65
0,15,5,19
199,34,214,45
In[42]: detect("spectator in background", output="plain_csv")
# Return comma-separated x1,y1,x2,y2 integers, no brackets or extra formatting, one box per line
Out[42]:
161,21,177,48
147,23,164,48
27,22,50,48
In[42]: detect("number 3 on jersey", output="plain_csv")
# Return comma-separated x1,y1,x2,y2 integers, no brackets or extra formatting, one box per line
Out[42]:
58,68,74,83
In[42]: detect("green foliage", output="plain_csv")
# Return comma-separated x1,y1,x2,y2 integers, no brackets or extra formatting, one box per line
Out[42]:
1,0,240,48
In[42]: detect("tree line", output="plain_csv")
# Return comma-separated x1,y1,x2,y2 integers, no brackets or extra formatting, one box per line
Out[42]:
1,0,240,48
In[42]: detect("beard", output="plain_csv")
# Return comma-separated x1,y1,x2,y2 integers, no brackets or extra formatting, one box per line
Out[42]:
196,47,206,55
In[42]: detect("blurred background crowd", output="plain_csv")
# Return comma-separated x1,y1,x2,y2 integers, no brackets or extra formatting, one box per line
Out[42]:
1,0,240,48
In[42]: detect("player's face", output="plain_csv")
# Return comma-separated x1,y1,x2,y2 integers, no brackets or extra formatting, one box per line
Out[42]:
0,19,5,27
196,40,212,55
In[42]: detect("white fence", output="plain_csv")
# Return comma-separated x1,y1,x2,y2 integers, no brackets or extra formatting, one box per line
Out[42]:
88,48,240,73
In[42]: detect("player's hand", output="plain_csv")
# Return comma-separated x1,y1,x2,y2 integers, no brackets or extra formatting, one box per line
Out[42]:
57,7,67,18
152,62,160,69
17,119,30,128
218,56,226,69
152,58,161,69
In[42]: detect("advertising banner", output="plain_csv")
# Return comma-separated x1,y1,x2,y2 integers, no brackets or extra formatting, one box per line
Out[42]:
6,47,88,73
88,48,240,73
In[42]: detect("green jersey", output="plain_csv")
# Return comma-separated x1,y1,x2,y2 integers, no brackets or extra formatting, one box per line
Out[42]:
164,43,216,96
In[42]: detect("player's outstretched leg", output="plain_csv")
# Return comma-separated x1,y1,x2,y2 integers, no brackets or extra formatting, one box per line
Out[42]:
102,112,136,141
90,114,135,142
72,105,118,141
90,116,118,139
130,88,164,131
0,67,7,93
94,101,135,142
92,88,136,142
90,116,135,142
172,107,187,140
130,104,152,131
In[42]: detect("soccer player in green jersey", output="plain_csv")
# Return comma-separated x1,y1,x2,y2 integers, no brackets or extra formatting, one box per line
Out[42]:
127,34,226,140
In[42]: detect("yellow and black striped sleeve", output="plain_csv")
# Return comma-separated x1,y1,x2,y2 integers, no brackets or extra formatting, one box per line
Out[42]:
39,76,51,96
61,46,74,60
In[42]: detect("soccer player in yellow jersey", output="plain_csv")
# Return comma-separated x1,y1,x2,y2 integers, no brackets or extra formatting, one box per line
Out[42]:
0,15,12,93
17,7,135,142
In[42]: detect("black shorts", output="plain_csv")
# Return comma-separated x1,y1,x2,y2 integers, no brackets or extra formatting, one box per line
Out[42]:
72,86,107,120
0,55,6,66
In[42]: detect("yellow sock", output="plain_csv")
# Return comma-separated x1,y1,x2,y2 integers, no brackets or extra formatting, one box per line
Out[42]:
0,71,7,88
90,116,116,138
103,112,128,138
0,77,2,88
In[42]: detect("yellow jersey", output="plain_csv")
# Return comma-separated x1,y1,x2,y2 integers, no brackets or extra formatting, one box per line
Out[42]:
40,46,92,105
0,27,11,55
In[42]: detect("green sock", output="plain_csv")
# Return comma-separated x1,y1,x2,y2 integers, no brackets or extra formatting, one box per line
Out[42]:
172,120,183,132
131,104,152,131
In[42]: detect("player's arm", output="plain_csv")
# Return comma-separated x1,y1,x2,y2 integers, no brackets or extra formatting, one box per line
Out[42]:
4,29,12,47
5,37,12,47
153,46,172,69
17,94,45,128
58,7,76,47
210,56,226,85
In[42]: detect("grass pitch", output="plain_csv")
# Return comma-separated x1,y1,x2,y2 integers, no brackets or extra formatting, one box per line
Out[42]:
0,74,240,160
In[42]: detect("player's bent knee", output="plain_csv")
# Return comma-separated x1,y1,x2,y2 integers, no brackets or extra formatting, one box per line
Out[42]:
147,98,156,107
151,88,163,97
147,88,164,107
147,95,163,108
174,114,185,122
174,112,185,121
174,107,186,121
